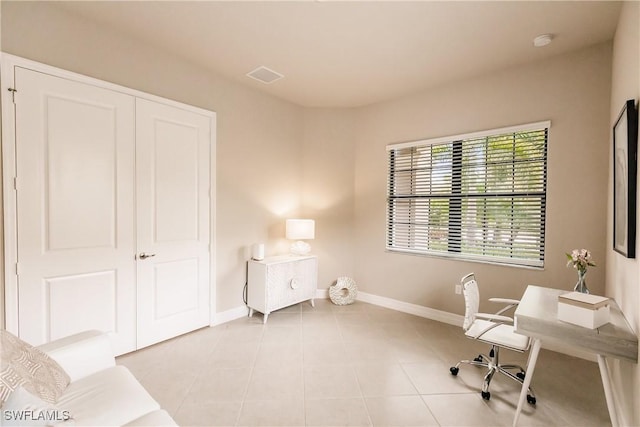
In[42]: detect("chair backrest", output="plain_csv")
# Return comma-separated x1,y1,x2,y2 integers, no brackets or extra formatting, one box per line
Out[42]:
461,273,480,331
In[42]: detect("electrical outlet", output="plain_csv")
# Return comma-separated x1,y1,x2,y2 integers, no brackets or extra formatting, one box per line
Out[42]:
455,284,462,294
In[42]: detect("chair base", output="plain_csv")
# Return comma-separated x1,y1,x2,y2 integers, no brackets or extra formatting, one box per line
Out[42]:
450,345,537,404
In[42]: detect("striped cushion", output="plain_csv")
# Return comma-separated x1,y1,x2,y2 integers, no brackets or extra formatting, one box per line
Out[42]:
0,330,70,405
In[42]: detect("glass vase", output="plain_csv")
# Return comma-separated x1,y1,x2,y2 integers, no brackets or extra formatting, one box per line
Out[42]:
574,269,589,294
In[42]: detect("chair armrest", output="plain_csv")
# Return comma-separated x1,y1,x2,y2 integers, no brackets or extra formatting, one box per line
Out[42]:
475,313,514,323
488,298,520,305
488,298,520,316
36,330,116,382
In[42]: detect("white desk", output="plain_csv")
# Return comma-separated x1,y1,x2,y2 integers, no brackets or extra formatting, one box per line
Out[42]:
513,285,638,427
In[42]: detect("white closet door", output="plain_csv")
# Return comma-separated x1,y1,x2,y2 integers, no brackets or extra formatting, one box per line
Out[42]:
14,67,137,354
135,98,211,348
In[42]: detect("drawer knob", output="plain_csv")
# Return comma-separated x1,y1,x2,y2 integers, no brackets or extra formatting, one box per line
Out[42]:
290,278,300,289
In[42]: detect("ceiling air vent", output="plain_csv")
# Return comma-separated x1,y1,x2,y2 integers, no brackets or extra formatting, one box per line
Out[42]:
246,66,284,84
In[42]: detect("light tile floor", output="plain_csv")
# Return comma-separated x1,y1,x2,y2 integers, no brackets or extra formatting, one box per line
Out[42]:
117,300,611,426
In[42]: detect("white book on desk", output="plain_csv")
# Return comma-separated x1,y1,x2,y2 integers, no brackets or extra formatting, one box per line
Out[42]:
557,292,610,329
558,292,611,310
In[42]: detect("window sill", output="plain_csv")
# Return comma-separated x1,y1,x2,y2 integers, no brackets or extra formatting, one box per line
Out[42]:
385,247,544,270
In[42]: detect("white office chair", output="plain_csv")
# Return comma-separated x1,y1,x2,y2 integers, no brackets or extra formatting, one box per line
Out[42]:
450,272,536,404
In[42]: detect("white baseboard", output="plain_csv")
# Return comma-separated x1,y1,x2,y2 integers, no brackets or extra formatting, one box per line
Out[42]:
316,288,329,299
210,305,248,326
210,290,595,362
355,291,596,362
356,291,463,327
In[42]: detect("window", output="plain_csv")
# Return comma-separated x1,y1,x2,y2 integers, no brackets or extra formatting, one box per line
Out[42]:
386,121,549,268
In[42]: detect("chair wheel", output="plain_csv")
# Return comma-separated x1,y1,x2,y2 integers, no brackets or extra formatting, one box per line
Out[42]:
527,395,536,405
450,367,459,376
516,372,526,380
481,391,491,400
473,355,483,363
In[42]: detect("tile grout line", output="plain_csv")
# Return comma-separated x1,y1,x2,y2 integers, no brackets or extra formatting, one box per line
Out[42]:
234,317,266,427
298,304,308,427
342,309,375,427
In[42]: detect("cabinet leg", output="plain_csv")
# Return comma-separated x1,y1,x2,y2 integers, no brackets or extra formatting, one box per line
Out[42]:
263,313,269,324
310,299,315,308
248,308,254,318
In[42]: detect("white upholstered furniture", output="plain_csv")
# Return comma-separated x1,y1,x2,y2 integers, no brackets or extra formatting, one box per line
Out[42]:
2,330,177,427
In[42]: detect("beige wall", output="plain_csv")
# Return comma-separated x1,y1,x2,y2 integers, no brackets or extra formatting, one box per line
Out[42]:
353,43,612,315
0,1,307,314
301,109,356,289
606,2,640,425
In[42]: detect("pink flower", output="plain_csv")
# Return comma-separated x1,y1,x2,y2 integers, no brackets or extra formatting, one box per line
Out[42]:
565,248,596,274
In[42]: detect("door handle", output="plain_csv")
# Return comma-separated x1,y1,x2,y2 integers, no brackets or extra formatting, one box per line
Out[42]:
139,252,156,260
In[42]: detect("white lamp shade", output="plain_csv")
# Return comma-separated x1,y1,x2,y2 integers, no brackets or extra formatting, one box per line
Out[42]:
286,219,315,240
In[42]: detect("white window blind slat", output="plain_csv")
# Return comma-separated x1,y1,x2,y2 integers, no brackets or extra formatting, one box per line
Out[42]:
387,123,548,268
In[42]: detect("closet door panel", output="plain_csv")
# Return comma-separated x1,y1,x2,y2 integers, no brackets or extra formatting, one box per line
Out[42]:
154,120,199,242
47,271,117,341
135,98,210,348
14,67,136,354
46,96,116,250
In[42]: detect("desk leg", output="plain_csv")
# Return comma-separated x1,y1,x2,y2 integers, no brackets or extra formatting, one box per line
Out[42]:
513,337,541,427
597,355,619,427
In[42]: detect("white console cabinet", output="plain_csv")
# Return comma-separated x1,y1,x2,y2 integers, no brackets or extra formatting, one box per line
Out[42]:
247,255,317,323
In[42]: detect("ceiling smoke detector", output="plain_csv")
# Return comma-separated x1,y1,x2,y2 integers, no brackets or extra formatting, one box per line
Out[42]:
533,34,554,48
246,66,284,84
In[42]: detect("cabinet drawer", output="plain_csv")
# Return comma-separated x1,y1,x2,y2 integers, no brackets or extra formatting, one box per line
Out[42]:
266,258,316,310
247,255,318,321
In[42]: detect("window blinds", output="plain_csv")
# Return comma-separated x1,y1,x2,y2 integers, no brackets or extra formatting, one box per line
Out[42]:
387,122,549,268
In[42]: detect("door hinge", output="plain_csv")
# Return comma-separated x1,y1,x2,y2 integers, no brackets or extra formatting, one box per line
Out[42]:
8,88,17,104
15,262,19,276
13,177,17,191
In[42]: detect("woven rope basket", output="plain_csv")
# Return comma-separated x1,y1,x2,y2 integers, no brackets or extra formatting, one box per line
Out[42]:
329,276,357,305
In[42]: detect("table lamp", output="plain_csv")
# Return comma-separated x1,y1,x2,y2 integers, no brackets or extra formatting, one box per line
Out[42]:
286,219,315,255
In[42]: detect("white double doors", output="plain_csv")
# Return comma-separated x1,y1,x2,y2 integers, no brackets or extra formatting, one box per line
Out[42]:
13,67,211,355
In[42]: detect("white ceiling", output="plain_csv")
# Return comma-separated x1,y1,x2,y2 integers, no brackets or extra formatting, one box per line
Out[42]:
57,1,622,108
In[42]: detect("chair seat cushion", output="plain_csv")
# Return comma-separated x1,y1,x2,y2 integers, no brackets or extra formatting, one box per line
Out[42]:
465,320,530,351
57,366,160,426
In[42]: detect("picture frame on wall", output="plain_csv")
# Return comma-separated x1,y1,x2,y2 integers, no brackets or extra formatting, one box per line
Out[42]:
613,99,639,258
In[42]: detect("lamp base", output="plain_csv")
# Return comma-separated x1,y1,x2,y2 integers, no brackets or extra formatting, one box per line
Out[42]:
290,241,311,256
